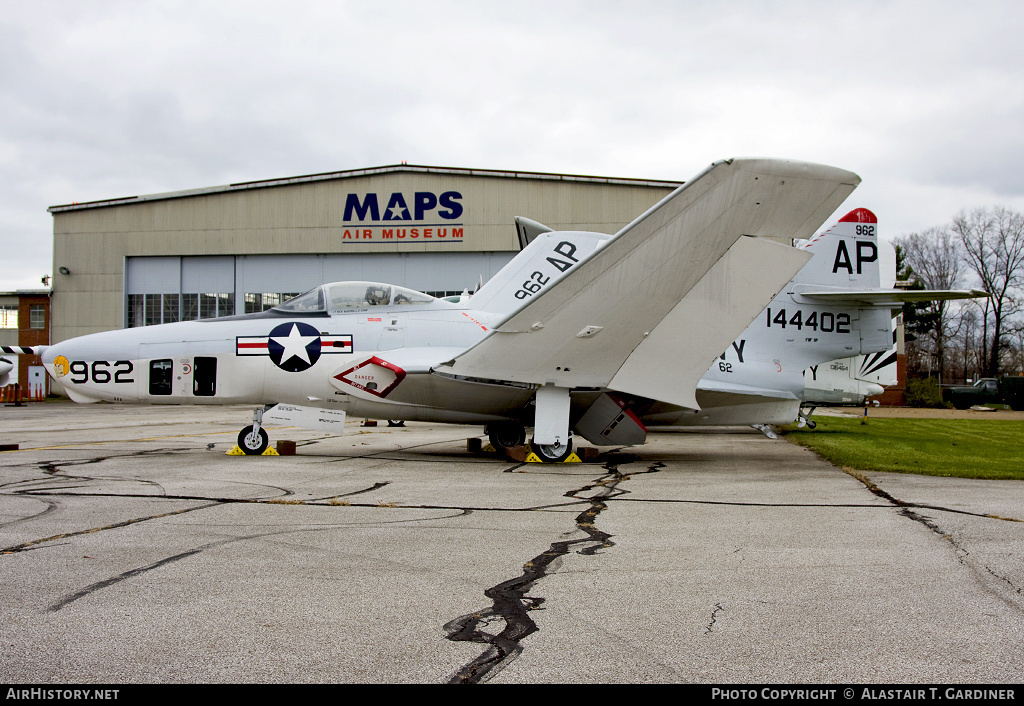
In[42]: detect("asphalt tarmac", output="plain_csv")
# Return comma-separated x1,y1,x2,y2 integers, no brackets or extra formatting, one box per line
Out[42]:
1,402,1022,684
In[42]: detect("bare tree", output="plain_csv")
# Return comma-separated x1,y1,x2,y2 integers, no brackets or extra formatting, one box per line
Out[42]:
1004,320,1024,375
952,206,1024,377
895,226,966,382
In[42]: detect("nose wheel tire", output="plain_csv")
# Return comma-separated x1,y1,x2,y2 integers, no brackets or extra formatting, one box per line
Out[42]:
238,425,269,455
529,435,573,463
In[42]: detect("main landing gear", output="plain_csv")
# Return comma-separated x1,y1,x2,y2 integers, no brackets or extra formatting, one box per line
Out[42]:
486,422,526,451
238,407,270,455
484,422,575,463
529,434,574,463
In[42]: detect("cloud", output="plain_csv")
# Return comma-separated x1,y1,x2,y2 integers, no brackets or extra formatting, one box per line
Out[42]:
2,0,1024,288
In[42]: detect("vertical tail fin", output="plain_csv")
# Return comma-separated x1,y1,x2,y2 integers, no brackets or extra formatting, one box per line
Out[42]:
796,208,883,288
794,208,894,355
466,228,613,320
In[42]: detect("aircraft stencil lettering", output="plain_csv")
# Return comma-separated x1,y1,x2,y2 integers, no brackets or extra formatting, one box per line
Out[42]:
670,207,986,430
59,360,135,384
514,241,581,300
832,239,878,274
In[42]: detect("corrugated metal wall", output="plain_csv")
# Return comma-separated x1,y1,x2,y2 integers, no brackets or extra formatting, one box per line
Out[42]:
50,168,677,341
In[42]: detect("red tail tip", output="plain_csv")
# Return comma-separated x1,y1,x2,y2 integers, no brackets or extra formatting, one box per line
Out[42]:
838,208,877,224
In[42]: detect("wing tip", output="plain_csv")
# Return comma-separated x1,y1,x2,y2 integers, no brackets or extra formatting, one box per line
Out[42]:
719,157,861,187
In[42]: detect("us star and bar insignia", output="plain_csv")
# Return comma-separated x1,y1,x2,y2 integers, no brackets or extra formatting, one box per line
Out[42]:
236,322,353,372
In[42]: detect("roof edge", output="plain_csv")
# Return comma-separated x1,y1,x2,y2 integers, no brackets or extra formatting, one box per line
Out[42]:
48,164,682,213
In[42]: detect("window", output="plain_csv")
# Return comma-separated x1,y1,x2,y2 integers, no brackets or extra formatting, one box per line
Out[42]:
30,304,45,329
0,306,16,329
162,295,179,324
199,294,218,320
315,282,437,312
197,293,233,320
128,294,181,328
244,292,300,314
274,286,326,313
129,293,234,327
181,293,198,321
145,295,162,326
128,295,144,328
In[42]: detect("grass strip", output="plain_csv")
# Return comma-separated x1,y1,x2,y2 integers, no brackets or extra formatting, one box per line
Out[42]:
783,416,1024,480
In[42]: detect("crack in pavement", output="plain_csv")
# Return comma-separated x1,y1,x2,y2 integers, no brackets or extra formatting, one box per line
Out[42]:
8,442,1022,680
844,468,1024,607
843,469,1023,524
47,539,231,612
0,454,398,554
35,508,477,610
44,523,394,612
705,602,725,635
441,459,662,684
0,502,221,555
0,483,408,555
2,451,211,498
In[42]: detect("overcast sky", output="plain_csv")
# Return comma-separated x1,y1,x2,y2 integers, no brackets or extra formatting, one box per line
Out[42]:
3,0,1024,290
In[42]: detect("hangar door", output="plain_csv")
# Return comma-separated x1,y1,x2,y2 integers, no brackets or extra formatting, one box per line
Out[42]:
125,252,514,327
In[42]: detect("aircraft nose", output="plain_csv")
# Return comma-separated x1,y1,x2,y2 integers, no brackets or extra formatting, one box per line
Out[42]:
41,340,88,385
38,338,108,404
41,343,70,382
39,345,57,366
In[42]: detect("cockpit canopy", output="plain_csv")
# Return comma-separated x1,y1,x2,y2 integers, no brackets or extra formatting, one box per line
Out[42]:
273,281,442,314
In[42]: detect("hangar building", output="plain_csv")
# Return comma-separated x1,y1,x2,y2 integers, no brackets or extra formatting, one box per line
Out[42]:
48,164,682,344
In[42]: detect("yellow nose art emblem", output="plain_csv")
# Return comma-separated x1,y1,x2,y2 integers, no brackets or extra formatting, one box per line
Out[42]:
53,355,70,378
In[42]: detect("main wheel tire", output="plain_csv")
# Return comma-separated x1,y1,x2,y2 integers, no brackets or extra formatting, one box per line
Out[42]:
488,423,526,449
530,435,573,463
238,425,269,455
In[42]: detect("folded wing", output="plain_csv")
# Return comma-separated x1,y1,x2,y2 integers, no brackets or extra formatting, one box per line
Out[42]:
439,158,860,408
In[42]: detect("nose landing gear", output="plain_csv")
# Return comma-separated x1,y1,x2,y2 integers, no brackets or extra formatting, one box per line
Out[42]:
238,425,270,455
237,407,270,455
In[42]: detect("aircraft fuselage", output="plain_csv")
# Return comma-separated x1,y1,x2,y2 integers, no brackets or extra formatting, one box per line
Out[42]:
41,300,529,424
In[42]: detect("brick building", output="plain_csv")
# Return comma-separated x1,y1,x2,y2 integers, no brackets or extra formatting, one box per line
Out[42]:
0,290,51,397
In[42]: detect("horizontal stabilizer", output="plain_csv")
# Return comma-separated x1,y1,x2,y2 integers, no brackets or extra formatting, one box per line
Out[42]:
796,287,988,307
